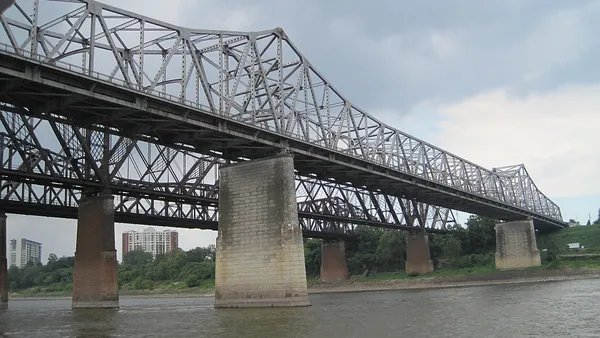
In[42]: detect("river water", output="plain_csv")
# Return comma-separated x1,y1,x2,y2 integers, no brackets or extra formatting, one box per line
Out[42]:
1,278,599,337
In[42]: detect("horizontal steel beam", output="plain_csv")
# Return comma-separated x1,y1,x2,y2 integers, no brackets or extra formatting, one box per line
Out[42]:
0,109,456,233
0,199,356,240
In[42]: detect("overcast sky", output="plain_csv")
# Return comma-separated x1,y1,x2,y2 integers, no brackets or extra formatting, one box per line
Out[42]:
5,0,600,261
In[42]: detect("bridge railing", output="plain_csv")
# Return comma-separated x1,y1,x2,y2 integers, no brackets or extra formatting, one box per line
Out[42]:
0,0,562,222
0,42,214,113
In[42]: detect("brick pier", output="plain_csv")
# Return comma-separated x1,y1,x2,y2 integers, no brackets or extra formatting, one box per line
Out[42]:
72,194,119,309
405,232,434,275
214,154,309,308
320,240,348,282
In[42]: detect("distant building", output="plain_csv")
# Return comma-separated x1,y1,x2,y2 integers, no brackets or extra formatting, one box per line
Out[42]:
9,238,42,268
122,227,179,258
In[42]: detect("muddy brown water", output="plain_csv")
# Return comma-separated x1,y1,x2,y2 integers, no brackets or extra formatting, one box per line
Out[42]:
1,278,599,337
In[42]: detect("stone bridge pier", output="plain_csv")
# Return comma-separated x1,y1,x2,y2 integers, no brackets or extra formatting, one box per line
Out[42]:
495,220,541,270
0,213,7,308
214,154,309,308
320,239,348,282
72,193,119,309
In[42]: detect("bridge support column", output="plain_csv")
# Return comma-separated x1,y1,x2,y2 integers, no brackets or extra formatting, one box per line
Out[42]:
72,193,118,309
495,220,541,270
215,154,309,308
405,232,433,275
0,213,7,309
320,240,348,282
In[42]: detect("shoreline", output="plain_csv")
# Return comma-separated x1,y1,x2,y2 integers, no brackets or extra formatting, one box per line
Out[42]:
308,269,600,294
9,267,600,301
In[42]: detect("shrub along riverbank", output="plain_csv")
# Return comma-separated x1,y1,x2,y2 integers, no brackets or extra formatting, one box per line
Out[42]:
11,260,600,298
7,215,600,296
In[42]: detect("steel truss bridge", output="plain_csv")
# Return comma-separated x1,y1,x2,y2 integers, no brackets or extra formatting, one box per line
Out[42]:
0,0,563,237
0,112,455,238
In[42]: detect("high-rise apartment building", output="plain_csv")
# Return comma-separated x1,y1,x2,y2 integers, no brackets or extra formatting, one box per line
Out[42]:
122,227,179,258
9,238,42,268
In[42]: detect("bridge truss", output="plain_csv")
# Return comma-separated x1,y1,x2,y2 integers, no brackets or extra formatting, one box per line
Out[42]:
0,0,563,229
0,110,456,236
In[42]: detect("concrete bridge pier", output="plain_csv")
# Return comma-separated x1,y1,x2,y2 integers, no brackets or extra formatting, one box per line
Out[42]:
405,232,434,275
72,193,119,309
214,154,310,308
320,239,348,282
495,220,541,270
0,213,7,309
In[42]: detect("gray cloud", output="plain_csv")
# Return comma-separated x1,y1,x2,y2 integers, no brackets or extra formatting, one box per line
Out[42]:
164,0,596,110
33,0,600,112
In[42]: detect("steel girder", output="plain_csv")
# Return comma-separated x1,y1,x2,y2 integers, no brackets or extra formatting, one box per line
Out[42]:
0,179,352,239
0,0,563,228
0,110,456,235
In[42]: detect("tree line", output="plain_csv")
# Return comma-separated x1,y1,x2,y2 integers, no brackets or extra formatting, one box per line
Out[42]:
8,215,505,293
7,246,217,293
305,215,498,277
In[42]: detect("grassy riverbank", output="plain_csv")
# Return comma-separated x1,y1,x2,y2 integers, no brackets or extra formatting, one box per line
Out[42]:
308,260,600,293
10,260,600,299
537,223,600,252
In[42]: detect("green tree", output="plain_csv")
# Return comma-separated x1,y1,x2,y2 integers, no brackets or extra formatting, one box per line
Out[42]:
147,249,187,281
7,265,20,290
430,233,463,268
346,227,382,275
49,256,74,270
132,276,154,290
205,244,216,261
47,253,58,265
304,239,322,277
7,245,221,293
179,262,215,287
464,215,496,254
123,249,153,266
374,230,405,272
185,246,215,263
441,236,462,260
544,241,559,263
